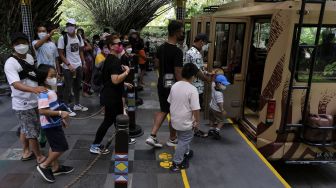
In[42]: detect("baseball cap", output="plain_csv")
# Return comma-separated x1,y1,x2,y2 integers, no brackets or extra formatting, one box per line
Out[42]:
129,29,137,35
195,33,211,43
67,18,76,25
10,32,29,44
215,75,230,86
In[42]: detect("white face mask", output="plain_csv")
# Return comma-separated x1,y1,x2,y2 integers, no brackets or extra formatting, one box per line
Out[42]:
218,85,226,91
202,44,209,52
38,32,48,40
14,44,29,55
46,78,57,86
126,48,132,54
67,26,76,34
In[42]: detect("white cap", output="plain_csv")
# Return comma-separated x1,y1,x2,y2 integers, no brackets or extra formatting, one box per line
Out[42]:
67,18,76,25
100,32,111,40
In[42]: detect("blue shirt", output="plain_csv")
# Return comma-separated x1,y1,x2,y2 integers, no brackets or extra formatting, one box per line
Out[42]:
32,40,59,67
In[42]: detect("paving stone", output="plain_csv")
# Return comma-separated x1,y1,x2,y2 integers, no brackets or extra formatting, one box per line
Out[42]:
131,173,158,188
157,173,184,188
0,173,31,188
134,149,156,160
132,160,168,174
0,132,17,148
67,149,112,161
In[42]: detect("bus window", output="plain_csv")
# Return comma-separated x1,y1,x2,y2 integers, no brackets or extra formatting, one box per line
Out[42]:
296,26,336,82
213,22,245,82
206,22,211,36
185,22,191,48
197,22,202,34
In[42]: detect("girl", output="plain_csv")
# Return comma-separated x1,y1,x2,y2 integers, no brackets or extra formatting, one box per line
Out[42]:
36,64,74,183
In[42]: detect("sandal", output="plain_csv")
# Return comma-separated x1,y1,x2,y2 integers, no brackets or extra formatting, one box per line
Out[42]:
21,153,35,161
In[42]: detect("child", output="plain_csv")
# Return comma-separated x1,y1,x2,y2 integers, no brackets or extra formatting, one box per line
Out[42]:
36,64,74,183
208,75,231,140
168,63,200,172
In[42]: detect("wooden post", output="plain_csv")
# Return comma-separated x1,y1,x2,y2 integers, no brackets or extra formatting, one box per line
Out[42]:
176,0,187,21
114,115,129,188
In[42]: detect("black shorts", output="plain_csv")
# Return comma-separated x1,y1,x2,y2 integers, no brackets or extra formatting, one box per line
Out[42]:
45,126,69,152
157,84,170,113
139,64,146,71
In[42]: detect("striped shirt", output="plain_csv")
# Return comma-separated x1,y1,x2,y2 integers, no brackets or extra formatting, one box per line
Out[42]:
38,90,61,129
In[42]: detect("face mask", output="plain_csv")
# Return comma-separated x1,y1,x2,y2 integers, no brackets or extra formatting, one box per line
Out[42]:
14,44,29,55
38,32,48,40
115,45,124,54
103,47,110,55
66,26,76,34
202,44,209,52
126,48,132,54
46,78,57,86
218,85,226,91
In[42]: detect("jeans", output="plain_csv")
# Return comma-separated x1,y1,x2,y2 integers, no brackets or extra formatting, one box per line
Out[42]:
63,67,82,105
173,129,194,164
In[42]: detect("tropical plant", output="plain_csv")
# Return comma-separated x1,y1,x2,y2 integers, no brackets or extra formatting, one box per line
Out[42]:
76,0,172,35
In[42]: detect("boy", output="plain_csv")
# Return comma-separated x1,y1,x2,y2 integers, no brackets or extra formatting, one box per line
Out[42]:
168,63,200,172
208,75,231,140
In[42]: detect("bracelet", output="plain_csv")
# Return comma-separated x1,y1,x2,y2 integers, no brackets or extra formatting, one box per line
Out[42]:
59,111,62,116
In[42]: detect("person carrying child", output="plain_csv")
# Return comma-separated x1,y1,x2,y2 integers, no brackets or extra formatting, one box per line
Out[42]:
36,64,74,183
167,63,200,172
208,75,231,140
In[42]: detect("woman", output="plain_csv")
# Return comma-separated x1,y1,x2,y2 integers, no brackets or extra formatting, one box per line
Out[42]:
90,37,134,154
77,28,94,97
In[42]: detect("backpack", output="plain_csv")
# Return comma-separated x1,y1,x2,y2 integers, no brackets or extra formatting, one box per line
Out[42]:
63,33,82,57
11,55,38,82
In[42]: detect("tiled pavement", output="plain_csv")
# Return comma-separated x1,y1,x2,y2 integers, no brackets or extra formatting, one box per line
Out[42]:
0,71,285,188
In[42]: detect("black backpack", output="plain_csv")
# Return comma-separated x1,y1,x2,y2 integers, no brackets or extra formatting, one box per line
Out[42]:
11,55,38,82
62,33,82,57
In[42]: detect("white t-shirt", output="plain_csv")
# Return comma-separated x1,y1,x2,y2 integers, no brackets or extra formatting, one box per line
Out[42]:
4,54,38,110
210,82,224,112
167,81,200,131
57,34,84,69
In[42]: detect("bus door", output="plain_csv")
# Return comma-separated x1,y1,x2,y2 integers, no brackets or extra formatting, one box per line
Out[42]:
207,17,251,119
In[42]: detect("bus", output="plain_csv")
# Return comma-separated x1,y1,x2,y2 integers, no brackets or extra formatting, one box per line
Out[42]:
191,0,336,163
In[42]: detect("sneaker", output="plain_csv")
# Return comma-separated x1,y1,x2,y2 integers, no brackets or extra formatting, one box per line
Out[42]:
53,165,74,176
213,130,221,140
73,104,88,111
37,165,55,183
208,129,215,137
166,138,178,147
145,136,163,148
90,144,110,154
129,138,136,145
67,107,77,117
170,161,187,172
184,150,194,160
194,130,208,138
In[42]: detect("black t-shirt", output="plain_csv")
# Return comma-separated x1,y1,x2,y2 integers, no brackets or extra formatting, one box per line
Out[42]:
156,42,183,84
102,54,124,103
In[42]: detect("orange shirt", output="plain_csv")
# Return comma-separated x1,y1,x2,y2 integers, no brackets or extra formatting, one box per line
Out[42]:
138,49,146,65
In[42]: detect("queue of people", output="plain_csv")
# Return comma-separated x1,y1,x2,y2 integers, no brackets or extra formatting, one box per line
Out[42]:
4,18,230,183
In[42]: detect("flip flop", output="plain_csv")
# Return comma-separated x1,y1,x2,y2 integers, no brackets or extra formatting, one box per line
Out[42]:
21,153,35,161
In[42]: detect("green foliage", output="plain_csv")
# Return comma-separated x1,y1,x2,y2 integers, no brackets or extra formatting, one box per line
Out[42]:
141,27,167,38
323,62,336,77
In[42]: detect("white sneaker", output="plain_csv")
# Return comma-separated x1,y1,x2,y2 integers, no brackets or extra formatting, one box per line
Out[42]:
166,138,178,147
73,104,88,111
129,138,136,145
67,107,76,117
145,136,163,148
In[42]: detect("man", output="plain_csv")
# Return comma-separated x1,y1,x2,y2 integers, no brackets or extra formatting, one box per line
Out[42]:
185,33,212,137
58,18,88,117
185,33,211,107
4,32,46,164
145,20,184,148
